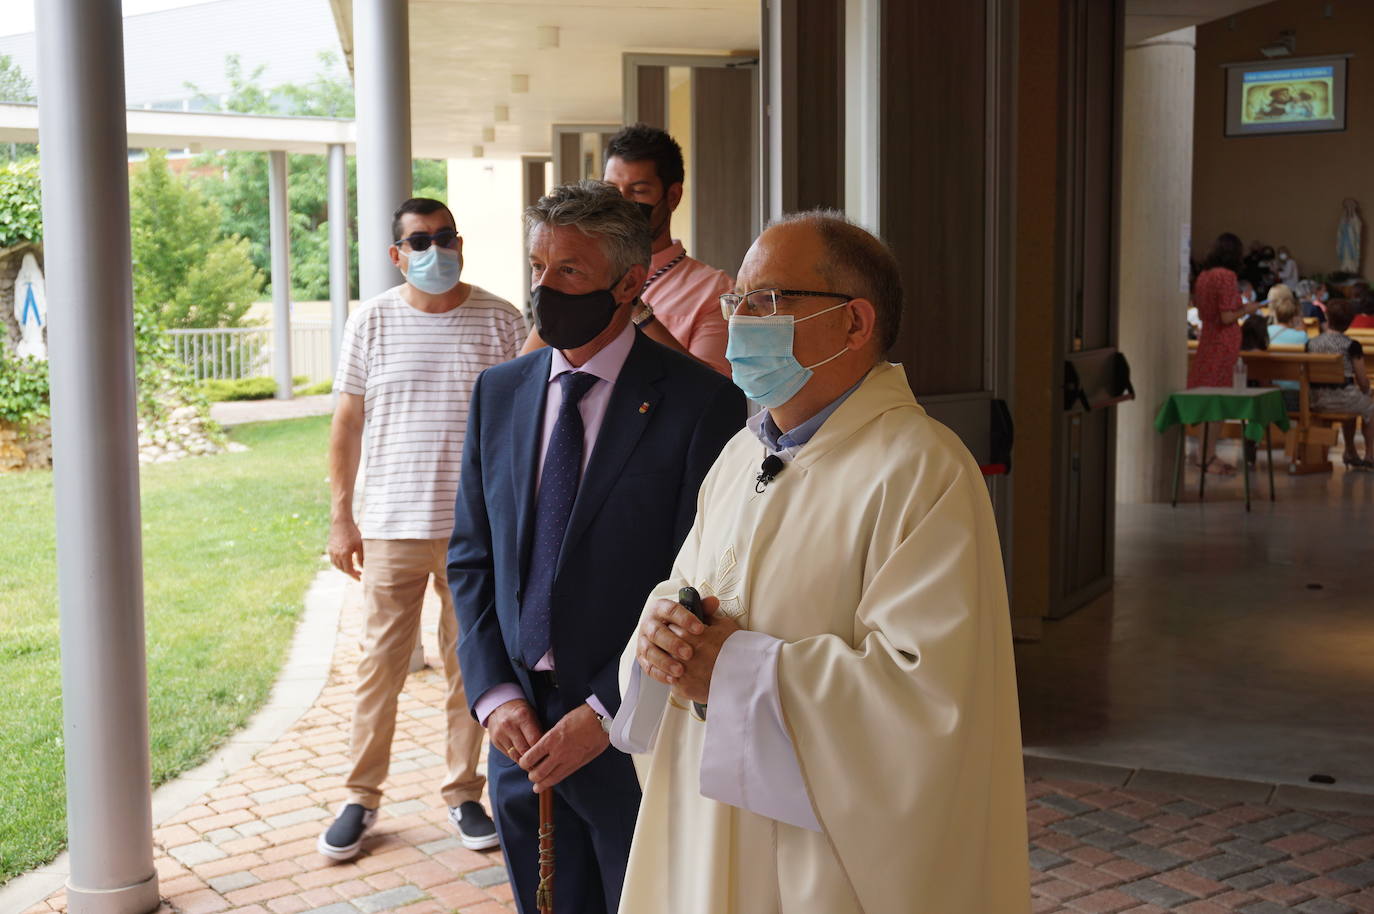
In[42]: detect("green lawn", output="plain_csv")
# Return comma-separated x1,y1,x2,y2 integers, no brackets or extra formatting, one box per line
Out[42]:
0,416,332,885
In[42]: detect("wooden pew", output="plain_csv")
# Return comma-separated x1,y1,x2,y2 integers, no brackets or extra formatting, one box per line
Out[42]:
1240,350,1351,474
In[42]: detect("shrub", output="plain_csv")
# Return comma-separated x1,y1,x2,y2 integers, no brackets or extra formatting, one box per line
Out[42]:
0,339,49,427
296,379,332,396
199,377,277,401
0,158,41,249
202,377,273,401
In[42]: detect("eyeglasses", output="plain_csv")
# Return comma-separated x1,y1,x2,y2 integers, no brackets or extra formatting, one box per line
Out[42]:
396,228,460,252
719,289,853,321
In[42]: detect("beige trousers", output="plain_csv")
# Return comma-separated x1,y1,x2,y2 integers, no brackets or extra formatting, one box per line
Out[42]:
345,537,486,810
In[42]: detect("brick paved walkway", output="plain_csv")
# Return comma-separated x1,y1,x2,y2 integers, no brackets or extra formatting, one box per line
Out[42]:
1027,779,1374,912
18,574,1374,914
25,576,516,914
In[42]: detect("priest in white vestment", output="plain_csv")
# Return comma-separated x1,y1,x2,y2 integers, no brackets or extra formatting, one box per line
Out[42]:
611,211,1031,913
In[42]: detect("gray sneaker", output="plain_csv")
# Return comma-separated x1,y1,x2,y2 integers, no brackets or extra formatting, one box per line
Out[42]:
317,803,377,861
449,801,499,850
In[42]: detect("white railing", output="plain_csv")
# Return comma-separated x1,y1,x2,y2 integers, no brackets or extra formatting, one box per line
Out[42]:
166,326,269,381
166,320,334,383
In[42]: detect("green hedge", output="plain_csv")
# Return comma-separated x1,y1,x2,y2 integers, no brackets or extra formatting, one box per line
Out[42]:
198,375,328,401
0,158,41,249
296,379,332,396
199,377,277,401
0,340,49,426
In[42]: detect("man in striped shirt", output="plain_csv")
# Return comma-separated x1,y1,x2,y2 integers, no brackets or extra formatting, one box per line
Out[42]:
318,197,526,862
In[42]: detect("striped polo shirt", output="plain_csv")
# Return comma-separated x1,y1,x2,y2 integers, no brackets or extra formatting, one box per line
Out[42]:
334,284,526,540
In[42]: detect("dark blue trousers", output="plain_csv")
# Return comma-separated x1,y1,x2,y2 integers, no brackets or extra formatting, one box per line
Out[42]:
488,681,641,914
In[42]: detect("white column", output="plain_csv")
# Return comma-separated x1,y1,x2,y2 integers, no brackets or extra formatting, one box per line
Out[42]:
268,150,293,400
36,1,159,911
354,0,411,299
1117,28,1196,503
760,0,790,222
843,0,881,232
354,0,422,671
328,143,351,374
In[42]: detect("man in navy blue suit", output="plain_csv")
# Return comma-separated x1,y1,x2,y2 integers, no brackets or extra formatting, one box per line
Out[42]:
447,180,745,914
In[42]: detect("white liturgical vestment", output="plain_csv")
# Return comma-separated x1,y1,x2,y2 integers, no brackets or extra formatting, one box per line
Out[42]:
614,362,1030,914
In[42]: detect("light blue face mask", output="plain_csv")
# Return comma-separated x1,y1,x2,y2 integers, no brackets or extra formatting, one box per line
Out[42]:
404,245,462,295
725,301,850,408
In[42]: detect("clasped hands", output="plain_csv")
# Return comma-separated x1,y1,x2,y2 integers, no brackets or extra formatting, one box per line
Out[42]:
486,698,608,794
635,594,741,705
484,595,739,793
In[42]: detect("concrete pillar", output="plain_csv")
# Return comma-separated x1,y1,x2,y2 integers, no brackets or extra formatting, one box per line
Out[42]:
1116,28,1196,503
843,0,880,232
354,0,411,299
353,0,421,670
328,143,351,374
36,1,160,911
268,150,293,400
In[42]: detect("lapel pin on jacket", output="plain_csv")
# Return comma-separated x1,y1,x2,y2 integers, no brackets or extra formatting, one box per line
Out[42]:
639,401,651,414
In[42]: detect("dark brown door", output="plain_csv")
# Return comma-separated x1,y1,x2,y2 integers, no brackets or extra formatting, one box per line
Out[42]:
692,66,756,277
1052,0,1123,617
878,0,1014,525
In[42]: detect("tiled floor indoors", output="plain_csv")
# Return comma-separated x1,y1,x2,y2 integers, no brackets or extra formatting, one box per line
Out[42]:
1018,441,1374,792
14,441,1374,913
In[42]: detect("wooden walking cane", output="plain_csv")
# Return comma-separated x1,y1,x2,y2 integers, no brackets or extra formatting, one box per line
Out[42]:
536,789,555,913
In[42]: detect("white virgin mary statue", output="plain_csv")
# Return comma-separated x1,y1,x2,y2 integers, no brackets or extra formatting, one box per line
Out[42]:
1337,198,1363,275
12,253,47,361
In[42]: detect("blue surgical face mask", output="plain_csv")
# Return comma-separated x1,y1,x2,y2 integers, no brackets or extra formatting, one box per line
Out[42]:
404,244,462,295
725,301,850,408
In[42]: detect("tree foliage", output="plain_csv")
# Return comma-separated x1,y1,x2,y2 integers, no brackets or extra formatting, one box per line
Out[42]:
191,54,446,301
130,149,264,328
0,54,34,103
0,54,39,163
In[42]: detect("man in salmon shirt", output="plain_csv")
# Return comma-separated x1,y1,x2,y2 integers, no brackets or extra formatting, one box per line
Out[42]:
521,125,734,375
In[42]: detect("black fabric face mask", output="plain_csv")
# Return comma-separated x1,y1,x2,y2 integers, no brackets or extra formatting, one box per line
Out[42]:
636,199,669,240
532,279,625,350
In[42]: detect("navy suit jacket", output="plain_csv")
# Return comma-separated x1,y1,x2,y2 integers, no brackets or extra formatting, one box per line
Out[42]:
447,330,746,719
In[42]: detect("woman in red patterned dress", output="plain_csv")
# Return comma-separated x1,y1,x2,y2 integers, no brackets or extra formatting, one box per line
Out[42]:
1188,232,1258,473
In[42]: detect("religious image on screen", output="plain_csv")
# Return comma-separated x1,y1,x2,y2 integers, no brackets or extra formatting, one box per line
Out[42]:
1241,66,1335,125
1225,57,1348,136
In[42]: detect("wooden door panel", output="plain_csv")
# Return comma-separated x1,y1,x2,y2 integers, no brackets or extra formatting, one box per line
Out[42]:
637,66,667,128
1051,0,1122,618
692,67,755,278
881,0,986,397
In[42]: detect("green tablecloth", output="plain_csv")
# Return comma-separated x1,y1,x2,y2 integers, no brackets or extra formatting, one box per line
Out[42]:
1154,387,1290,442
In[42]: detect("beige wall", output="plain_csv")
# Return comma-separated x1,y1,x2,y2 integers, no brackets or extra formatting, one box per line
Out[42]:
667,67,695,253
447,157,530,310
1193,0,1373,276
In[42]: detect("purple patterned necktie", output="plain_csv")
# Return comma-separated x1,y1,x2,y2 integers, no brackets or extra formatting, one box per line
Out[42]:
518,371,599,668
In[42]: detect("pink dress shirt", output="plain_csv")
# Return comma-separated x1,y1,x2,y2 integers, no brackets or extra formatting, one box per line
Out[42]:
642,240,734,376
472,322,637,726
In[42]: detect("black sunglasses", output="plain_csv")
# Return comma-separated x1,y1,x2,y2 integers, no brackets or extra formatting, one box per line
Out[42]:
397,229,460,252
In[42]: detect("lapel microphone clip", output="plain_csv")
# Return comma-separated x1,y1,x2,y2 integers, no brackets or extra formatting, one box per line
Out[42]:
755,454,785,493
